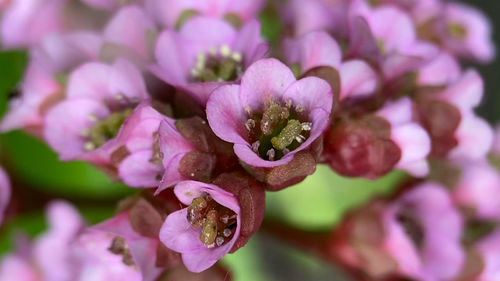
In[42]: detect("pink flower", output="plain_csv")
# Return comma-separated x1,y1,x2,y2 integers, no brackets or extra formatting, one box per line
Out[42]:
151,16,268,105
382,182,465,281
453,160,500,220
476,228,500,281
441,3,495,63
0,166,10,224
147,0,265,28
102,5,157,64
376,98,431,177
0,0,67,48
284,30,378,101
159,180,241,272
113,103,167,188
44,59,148,162
207,58,332,168
0,201,85,281
416,52,461,87
1,32,101,134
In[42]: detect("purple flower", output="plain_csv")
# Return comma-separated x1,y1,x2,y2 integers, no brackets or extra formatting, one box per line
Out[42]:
453,160,500,220
147,0,265,28
441,3,495,63
284,30,378,101
0,201,85,281
1,32,101,135
0,166,10,224
102,5,157,64
150,16,268,105
113,103,166,188
382,182,465,281
376,98,431,177
207,58,332,168
44,59,148,162
160,180,241,273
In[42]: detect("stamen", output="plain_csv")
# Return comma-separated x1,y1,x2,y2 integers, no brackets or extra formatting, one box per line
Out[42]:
223,228,232,237
220,45,231,57
220,214,229,224
114,94,124,100
295,135,305,143
209,47,217,56
84,142,95,151
285,99,292,108
252,141,260,152
270,119,303,150
245,119,256,131
88,113,99,122
301,122,312,131
231,52,242,62
295,105,304,113
216,237,225,246
282,148,290,155
200,210,218,247
266,149,275,161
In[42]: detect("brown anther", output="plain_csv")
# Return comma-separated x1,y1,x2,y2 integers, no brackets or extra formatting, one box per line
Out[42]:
245,119,256,131
187,197,208,228
108,237,135,266
261,101,289,135
200,210,218,247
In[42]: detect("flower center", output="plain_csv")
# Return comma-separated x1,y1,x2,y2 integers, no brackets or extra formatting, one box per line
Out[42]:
186,193,237,248
83,108,133,151
190,45,243,82
447,23,467,39
396,208,424,249
108,237,135,266
245,100,311,161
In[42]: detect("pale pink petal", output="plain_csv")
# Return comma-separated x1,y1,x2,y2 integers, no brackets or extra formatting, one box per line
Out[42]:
440,69,483,111
417,52,460,86
391,124,431,177
159,208,208,253
339,59,378,100
119,150,163,188
377,97,413,126
449,113,493,160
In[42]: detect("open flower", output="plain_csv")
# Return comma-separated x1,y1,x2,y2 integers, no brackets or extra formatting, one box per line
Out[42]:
207,58,332,168
151,16,268,105
147,0,265,28
0,166,10,224
381,182,465,281
160,180,241,272
44,59,148,163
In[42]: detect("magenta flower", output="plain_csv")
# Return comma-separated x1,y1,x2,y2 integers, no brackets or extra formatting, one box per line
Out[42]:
160,180,241,272
376,98,431,177
0,0,66,48
150,16,268,105
102,5,157,63
207,58,332,168
0,166,10,224
0,201,85,281
382,182,465,281
441,3,495,63
113,103,166,188
1,32,101,134
476,227,500,281
453,160,500,220
284,30,378,101
148,0,265,28
44,59,148,162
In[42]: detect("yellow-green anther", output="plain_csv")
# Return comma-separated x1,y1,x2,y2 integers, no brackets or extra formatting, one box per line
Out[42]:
200,69,218,82
200,210,218,247
271,119,303,150
261,101,289,135
448,23,467,39
218,58,238,81
86,108,133,149
187,197,208,227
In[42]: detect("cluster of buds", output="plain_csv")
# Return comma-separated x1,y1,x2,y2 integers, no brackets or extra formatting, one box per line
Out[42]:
0,0,498,280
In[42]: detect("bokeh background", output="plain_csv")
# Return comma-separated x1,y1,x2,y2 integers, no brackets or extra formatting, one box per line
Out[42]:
0,1,497,280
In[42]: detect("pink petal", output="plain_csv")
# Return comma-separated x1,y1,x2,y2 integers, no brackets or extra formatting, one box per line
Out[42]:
232,19,268,66
240,58,296,111
391,123,431,177
156,153,187,194
118,150,163,188
339,59,378,100
281,76,333,118
206,84,248,144
159,208,207,253
103,5,156,60
449,113,493,160
158,119,195,166
440,69,483,111
44,98,110,160
417,52,460,86
377,97,413,127
151,30,190,85
0,167,11,224
108,58,149,101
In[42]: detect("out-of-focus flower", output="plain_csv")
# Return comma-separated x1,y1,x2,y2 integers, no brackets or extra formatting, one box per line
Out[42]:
101,5,157,64
440,3,495,63
0,166,10,224
44,59,148,163
451,160,500,220
207,58,332,168
151,16,268,105
160,174,264,272
1,32,102,135
0,201,84,281
475,227,500,281
415,70,493,160
331,182,464,280
284,30,378,101
147,0,265,28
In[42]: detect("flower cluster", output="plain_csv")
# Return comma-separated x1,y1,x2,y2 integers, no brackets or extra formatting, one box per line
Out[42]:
0,0,498,280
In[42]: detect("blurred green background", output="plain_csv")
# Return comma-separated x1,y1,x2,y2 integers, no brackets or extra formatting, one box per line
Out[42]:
0,1,498,280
